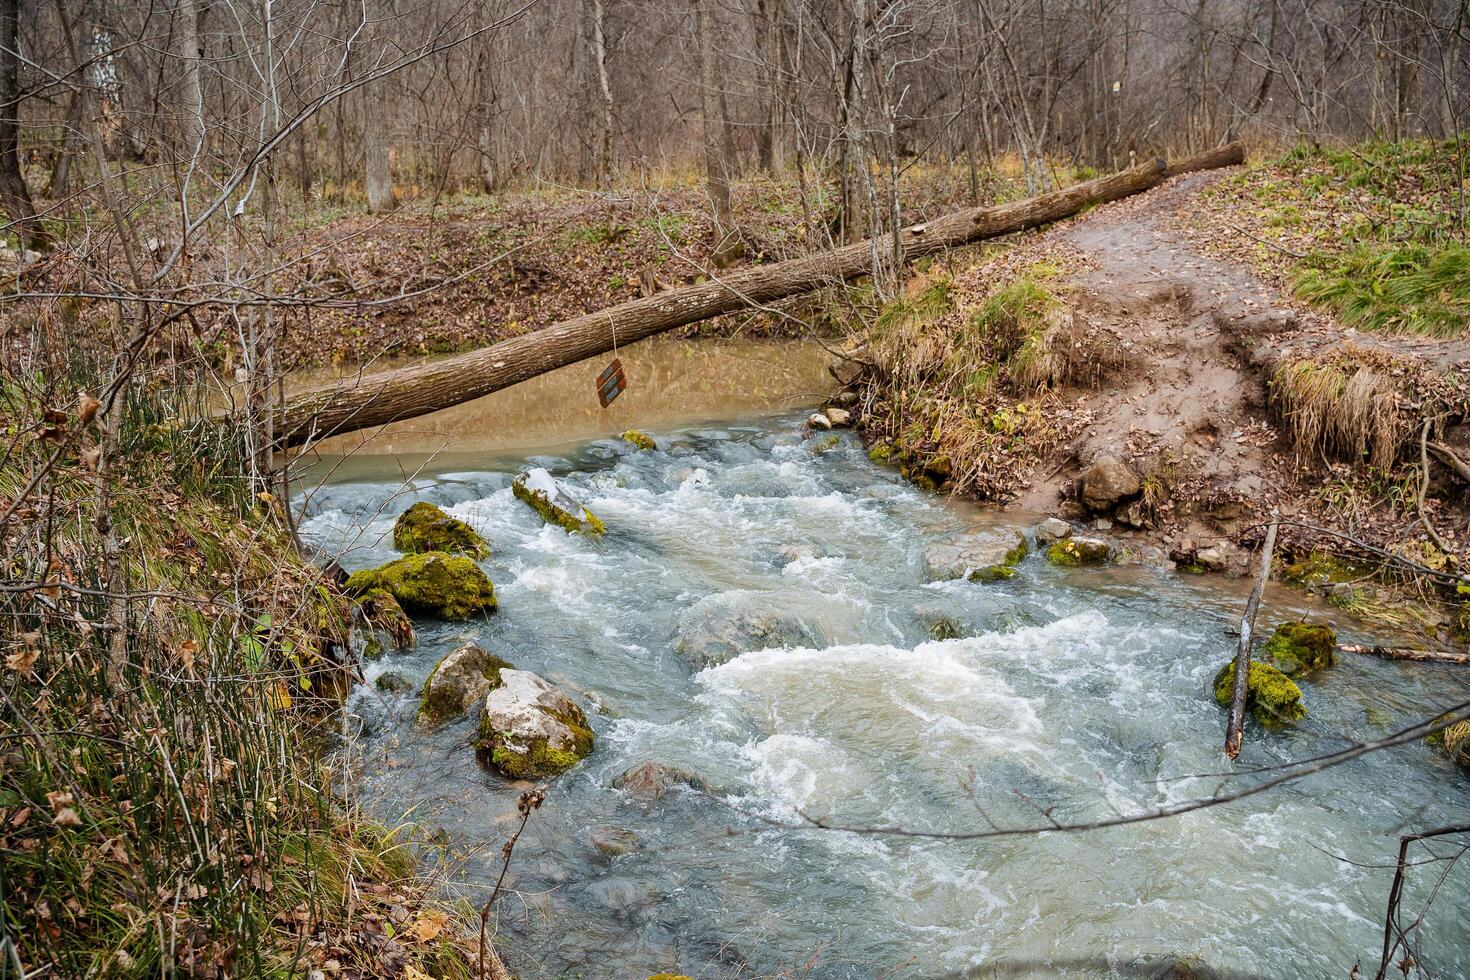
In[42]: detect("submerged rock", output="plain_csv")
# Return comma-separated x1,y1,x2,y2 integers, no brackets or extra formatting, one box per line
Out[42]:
1079,455,1141,512
1033,517,1072,545
1045,537,1110,566
391,501,489,558
610,761,713,799
374,670,413,694
477,669,595,778
924,530,1028,582
673,605,823,667
357,587,416,650
1212,660,1307,726
621,429,657,451
512,468,606,534
345,552,497,621
1264,621,1337,675
418,642,514,727
590,826,639,856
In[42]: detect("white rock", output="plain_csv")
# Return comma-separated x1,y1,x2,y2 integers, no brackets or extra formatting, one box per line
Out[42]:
1034,517,1072,544
824,407,852,427
807,412,833,431
479,669,594,777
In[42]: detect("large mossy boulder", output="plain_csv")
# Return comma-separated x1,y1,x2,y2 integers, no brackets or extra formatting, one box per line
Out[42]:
512,468,605,534
476,669,595,778
345,552,497,621
418,642,514,727
1046,536,1110,566
1212,660,1307,726
924,530,1028,583
392,501,489,558
1264,621,1337,675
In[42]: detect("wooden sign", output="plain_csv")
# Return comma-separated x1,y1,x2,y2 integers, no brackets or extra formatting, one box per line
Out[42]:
597,358,626,408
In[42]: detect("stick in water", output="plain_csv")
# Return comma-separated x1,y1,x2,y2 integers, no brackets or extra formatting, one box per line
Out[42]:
1226,513,1279,759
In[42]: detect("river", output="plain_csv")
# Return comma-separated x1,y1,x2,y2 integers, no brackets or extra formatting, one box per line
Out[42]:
291,339,1470,979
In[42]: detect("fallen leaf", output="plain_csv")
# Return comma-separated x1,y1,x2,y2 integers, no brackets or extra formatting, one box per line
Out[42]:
403,909,449,943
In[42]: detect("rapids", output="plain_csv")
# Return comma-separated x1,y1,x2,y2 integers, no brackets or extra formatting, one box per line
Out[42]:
293,401,1470,978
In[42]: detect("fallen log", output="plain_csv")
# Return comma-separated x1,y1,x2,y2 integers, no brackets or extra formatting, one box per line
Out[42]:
1338,644,1470,666
276,141,1245,446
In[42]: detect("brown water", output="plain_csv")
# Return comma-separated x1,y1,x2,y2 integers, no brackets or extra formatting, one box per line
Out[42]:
291,337,837,464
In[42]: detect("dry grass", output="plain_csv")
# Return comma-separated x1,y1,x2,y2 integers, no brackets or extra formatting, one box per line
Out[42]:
1270,350,1407,469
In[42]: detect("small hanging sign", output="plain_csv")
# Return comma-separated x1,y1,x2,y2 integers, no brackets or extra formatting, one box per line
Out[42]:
597,357,626,408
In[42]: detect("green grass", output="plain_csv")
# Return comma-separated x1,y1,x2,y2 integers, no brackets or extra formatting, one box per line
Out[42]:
1210,138,1469,336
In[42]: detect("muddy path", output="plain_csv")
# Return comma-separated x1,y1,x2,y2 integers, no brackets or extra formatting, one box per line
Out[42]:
1004,170,1470,577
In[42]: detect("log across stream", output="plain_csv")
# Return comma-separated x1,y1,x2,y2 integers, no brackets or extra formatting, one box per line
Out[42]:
292,342,1470,979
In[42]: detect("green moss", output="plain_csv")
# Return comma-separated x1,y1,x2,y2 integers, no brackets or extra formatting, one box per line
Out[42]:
1264,621,1338,674
621,430,657,451
1178,561,1208,575
345,552,497,621
1213,660,1308,726
478,700,595,778
969,564,1016,582
1046,538,1108,566
813,434,842,453
868,441,894,463
1003,535,1029,565
1279,551,1366,588
391,502,489,558
512,472,605,534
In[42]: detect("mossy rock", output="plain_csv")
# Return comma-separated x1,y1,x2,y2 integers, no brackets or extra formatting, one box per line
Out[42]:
358,587,416,650
926,617,965,640
512,468,606,534
1212,660,1307,727
418,642,514,727
375,671,413,694
1279,551,1368,589
868,441,894,463
345,552,497,621
476,669,595,778
969,564,1017,582
622,429,657,451
1264,621,1337,675
1046,537,1109,566
1426,715,1470,766
391,501,489,558
812,434,842,453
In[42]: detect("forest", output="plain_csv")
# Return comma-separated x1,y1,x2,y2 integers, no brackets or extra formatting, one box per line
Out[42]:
3,1,1470,978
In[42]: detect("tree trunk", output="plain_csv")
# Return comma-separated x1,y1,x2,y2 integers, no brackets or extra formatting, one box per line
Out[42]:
0,0,47,249
591,0,614,189
364,85,393,212
695,0,738,261
274,146,1242,446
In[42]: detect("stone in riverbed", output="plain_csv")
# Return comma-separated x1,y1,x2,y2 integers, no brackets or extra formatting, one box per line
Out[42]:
391,501,489,558
512,467,606,534
1264,621,1337,675
1212,660,1307,726
345,552,497,621
357,587,416,650
1079,455,1141,512
590,826,639,856
806,412,833,431
374,670,413,694
1033,517,1072,545
621,429,657,451
1045,537,1110,566
673,604,823,666
924,530,1029,582
824,407,852,427
417,641,514,726
476,669,595,778
610,761,714,799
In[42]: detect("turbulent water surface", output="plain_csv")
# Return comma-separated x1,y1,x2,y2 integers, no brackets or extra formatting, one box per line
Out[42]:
294,386,1470,979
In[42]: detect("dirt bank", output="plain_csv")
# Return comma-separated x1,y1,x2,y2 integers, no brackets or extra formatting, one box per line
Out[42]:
852,167,1470,644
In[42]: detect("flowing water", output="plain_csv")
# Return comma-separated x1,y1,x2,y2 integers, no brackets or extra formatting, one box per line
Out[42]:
292,343,1470,980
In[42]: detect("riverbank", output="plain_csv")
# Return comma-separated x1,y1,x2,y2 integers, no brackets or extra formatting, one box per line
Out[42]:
0,374,479,976
845,140,1470,647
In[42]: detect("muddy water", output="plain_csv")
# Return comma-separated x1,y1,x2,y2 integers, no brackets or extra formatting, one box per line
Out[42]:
292,341,1470,979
